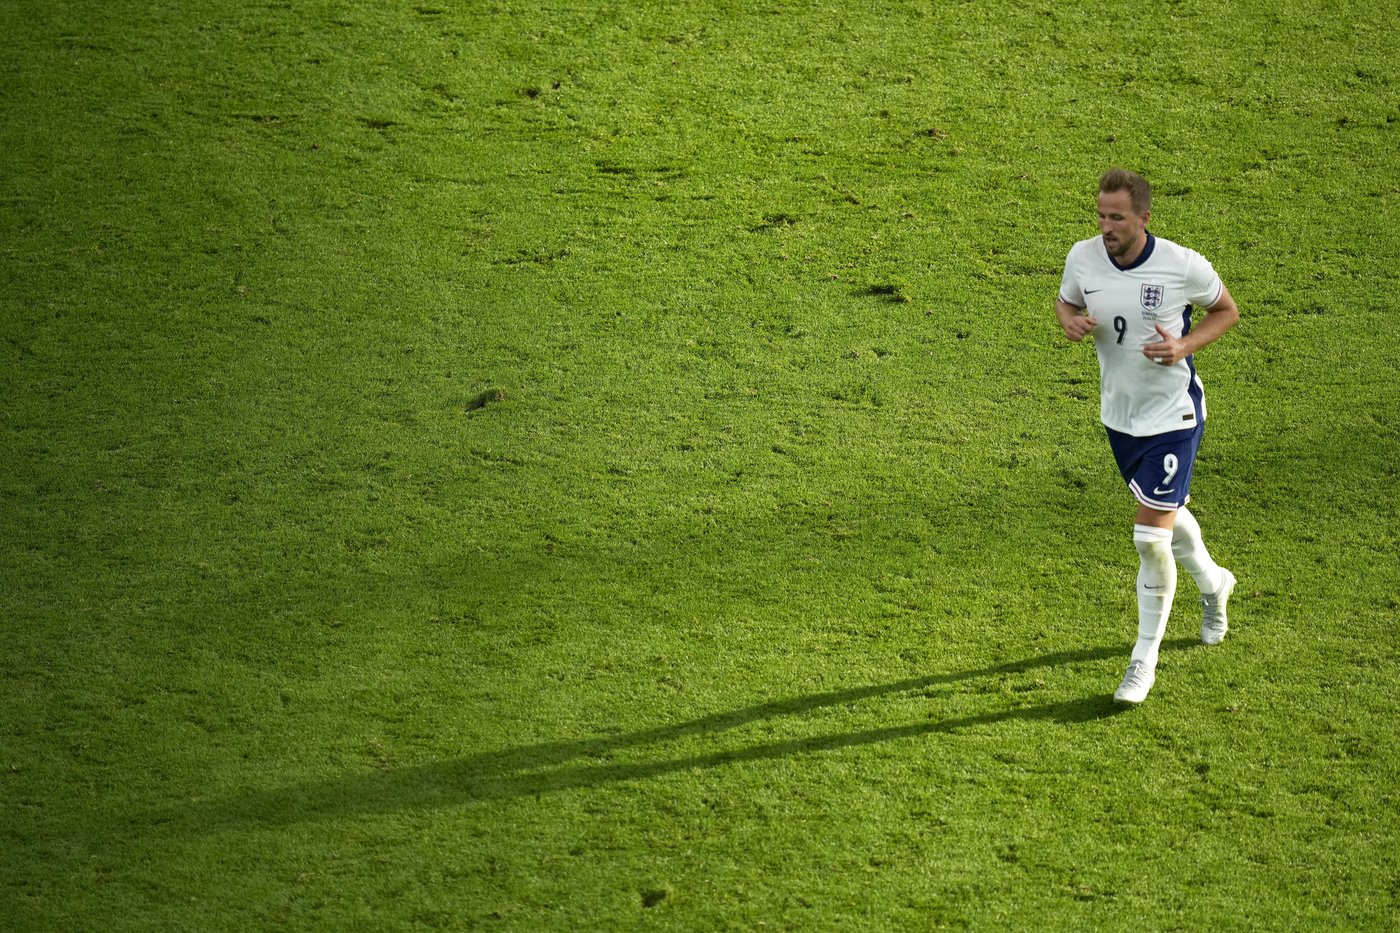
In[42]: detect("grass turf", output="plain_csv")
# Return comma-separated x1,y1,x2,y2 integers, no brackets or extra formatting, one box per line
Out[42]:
2,0,1398,929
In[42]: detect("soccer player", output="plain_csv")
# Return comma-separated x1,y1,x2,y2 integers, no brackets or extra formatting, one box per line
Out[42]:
1055,168,1240,704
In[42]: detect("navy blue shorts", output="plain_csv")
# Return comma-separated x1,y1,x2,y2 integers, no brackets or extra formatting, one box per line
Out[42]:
1105,424,1204,511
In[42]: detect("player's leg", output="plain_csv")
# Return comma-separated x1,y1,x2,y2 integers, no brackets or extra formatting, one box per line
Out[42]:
1106,429,1196,704
1172,503,1237,645
1171,505,1223,595
1163,425,1235,643
1116,510,1176,703
1132,519,1176,668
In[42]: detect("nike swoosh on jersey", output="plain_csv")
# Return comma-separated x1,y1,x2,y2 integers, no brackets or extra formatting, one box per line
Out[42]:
1153,486,1175,496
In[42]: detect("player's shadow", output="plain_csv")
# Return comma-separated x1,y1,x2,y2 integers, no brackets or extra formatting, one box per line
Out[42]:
160,639,1195,833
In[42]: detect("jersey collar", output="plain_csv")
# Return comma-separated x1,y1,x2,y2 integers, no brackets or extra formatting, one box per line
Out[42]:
1108,231,1156,272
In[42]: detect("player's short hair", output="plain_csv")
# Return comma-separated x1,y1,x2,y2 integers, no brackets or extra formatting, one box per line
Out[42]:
1099,168,1152,215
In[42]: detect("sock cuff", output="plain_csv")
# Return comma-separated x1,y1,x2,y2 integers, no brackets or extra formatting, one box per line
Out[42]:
1133,524,1174,544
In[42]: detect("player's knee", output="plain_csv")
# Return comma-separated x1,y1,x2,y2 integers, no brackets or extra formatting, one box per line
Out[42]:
1133,525,1174,568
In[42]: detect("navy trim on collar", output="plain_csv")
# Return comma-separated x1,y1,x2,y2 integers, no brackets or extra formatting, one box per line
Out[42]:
1109,231,1156,271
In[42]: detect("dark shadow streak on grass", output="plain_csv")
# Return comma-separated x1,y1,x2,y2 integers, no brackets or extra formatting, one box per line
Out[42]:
153,640,1196,832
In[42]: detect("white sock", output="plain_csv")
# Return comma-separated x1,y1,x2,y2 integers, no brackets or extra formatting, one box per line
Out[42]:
1171,506,1224,595
1132,524,1177,670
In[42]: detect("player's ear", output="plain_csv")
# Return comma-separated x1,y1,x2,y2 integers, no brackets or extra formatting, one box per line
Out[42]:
1141,209,1151,226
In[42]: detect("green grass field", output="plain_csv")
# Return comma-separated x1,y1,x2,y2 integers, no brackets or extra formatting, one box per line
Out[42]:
3,0,1398,929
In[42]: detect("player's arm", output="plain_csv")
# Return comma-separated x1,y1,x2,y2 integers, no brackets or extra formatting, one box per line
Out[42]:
1056,298,1099,342
1144,285,1239,365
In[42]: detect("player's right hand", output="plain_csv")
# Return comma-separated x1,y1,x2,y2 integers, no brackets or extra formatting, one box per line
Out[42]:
1062,314,1099,342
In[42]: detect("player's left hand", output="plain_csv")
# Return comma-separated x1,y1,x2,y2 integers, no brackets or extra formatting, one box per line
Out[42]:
1143,325,1186,366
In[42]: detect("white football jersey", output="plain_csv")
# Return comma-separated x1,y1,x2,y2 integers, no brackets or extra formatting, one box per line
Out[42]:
1059,232,1224,437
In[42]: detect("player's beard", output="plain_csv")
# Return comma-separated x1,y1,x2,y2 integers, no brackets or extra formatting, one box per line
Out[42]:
1103,232,1136,259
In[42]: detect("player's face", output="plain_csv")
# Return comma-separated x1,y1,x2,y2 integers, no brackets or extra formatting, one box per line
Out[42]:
1097,189,1149,260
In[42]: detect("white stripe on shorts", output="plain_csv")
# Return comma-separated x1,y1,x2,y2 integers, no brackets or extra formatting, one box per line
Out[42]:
1129,478,1180,511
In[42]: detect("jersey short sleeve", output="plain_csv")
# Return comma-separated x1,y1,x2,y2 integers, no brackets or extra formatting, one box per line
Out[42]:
1182,248,1224,308
1058,244,1086,306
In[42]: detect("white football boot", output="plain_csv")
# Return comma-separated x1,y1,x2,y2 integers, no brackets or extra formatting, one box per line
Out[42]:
1114,660,1155,704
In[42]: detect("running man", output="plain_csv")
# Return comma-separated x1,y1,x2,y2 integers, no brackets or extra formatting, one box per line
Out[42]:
1055,168,1240,704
